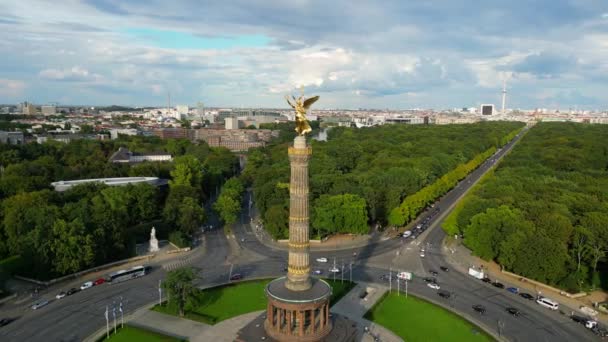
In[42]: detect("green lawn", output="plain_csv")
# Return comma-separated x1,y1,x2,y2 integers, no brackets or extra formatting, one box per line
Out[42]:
152,278,355,325
99,325,185,342
365,293,494,342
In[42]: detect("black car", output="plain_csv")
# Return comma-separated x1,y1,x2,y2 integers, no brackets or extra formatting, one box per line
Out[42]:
438,290,451,299
519,292,534,300
472,305,486,314
492,281,505,289
481,277,492,283
429,270,439,276
66,287,80,296
506,307,520,316
440,266,449,272
423,277,437,283
0,318,14,327
230,273,243,281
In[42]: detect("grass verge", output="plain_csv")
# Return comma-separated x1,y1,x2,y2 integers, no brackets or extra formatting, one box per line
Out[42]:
364,292,494,342
152,278,355,325
97,325,185,342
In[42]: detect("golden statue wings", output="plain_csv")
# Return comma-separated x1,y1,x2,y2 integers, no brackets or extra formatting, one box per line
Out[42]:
285,94,319,136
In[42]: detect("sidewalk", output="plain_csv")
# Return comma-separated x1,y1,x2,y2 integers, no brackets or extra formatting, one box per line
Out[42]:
331,282,404,342
442,237,608,325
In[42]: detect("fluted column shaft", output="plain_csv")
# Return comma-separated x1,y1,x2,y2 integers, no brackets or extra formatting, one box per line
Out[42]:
286,135,312,291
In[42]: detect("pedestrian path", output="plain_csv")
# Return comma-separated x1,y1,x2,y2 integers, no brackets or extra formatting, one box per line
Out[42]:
128,309,209,340
331,282,404,342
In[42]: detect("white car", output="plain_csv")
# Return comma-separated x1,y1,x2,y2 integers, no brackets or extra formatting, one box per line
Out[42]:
427,282,440,290
31,299,49,310
80,281,93,290
420,252,425,258
313,270,323,275
55,291,66,299
329,267,341,273
316,258,328,263
402,230,412,238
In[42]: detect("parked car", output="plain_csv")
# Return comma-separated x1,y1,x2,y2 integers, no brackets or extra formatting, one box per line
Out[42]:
519,292,534,300
472,304,486,314
66,288,80,296
440,266,449,272
506,287,519,294
93,278,106,286
427,282,440,290
492,281,505,289
429,270,439,276
420,251,425,258
55,291,66,300
230,273,243,281
481,277,492,283
80,281,93,290
31,299,49,310
316,258,328,263
402,230,412,238
423,277,437,283
313,270,323,275
506,307,520,316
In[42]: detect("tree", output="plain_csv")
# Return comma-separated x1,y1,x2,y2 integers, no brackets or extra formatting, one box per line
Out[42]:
214,194,240,224
162,267,198,317
571,226,592,272
177,197,206,236
51,219,95,274
264,204,288,239
170,155,203,189
581,212,608,272
164,185,199,225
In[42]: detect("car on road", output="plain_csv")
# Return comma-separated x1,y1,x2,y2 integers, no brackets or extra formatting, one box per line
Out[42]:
402,230,412,238
230,273,243,281
437,290,451,299
506,307,520,316
472,304,486,314
313,270,323,275
481,277,492,283
55,291,66,299
416,224,423,229
80,281,93,290
316,258,328,263
329,267,341,273
419,251,425,258
423,277,437,283
506,287,519,294
492,281,505,289
536,297,559,310
93,278,106,286
440,266,449,272
519,292,534,300
427,282,440,290
31,299,49,310
429,270,439,276
0,318,14,327
67,287,80,296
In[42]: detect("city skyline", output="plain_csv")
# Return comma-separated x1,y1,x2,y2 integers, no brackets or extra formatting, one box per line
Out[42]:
1,1,607,109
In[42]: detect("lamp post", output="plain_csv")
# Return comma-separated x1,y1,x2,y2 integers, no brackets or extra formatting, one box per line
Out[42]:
112,305,116,334
405,279,408,298
119,298,124,328
349,263,352,283
389,267,392,293
397,275,400,297
158,279,162,306
104,305,109,339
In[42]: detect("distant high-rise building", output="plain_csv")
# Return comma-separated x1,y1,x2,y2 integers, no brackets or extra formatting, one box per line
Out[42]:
22,102,36,115
501,80,507,114
197,102,205,118
480,104,494,115
225,117,240,130
176,105,189,116
41,105,57,115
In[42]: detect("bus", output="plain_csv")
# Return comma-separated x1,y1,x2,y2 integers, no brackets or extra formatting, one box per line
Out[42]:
108,265,147,283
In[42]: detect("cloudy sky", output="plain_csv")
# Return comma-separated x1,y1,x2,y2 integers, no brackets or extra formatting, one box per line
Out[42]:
0,0,607,109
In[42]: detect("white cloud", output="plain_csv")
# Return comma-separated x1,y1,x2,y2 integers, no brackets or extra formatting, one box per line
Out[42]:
0,79,26,98
39,66,103,82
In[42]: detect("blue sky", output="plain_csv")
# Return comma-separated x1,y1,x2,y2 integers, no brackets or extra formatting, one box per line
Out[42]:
0,0,607,109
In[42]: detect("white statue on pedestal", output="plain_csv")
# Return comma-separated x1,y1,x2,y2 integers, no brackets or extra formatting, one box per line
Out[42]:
149,227,159,253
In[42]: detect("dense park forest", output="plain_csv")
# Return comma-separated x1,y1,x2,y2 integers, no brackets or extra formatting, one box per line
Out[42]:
444,122,608,291
0,136,239,281
244,121,524,239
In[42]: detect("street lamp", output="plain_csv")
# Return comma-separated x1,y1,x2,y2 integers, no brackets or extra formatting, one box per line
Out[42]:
158,279,162,306
119,297,124,328
112,305,117,334
104,305,109,339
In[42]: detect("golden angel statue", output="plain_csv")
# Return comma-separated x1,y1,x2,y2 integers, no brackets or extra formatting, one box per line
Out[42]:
285,93,319,136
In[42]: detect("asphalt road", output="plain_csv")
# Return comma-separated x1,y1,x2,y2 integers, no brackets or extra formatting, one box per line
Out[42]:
0,127,597,341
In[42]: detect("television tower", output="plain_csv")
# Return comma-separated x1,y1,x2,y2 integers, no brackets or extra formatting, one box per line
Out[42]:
501,79,507,114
